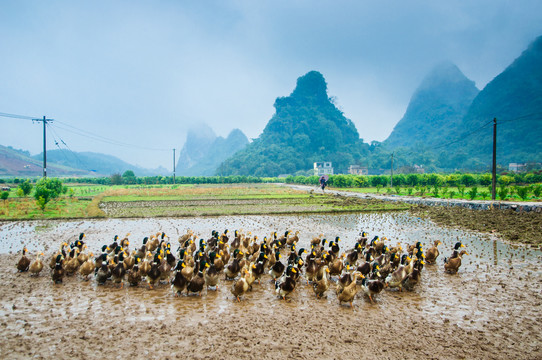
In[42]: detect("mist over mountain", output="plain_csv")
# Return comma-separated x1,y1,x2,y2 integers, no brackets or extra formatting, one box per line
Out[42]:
176,124,248,176
385,62,480,149
456,34,542,167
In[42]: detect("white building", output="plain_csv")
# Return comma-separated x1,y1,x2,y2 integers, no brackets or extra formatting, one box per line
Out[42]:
314,162,333,176
348,165,368,175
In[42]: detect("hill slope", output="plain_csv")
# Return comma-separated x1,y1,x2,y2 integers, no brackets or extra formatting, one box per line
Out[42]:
217,71,369,176
0,145,90,177
457,35,542,166
31,150,168,176
385,62,479,150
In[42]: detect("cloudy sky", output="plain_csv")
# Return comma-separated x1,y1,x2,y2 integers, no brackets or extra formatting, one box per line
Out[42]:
1,1,542,170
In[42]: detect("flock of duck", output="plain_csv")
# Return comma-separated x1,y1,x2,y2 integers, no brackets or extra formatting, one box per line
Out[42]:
15,230,469,307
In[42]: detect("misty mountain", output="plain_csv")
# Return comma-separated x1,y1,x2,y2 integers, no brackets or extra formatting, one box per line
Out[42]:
455,34,542,167
217,71,369,176
176,124,248,176
31,150,168,176
384,62,479,149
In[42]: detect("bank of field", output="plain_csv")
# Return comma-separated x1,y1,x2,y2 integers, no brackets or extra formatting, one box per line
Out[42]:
98,184,409,217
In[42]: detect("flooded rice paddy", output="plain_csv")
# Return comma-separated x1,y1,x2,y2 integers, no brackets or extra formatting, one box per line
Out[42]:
1,212,541,359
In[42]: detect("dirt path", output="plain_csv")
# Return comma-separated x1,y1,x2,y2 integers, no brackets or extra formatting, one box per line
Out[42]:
1,214,541,359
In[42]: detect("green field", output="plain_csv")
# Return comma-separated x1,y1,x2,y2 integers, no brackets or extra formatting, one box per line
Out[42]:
0,183,409,220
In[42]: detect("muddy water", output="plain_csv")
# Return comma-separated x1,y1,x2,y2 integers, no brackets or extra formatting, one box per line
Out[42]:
1,213,541,359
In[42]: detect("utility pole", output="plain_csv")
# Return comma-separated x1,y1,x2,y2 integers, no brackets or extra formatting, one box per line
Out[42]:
32,116,54,178
173,148,176,185
492,118,497,201
390,152,394,188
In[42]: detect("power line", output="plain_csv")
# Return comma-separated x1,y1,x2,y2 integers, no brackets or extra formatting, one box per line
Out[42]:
47,123,89,171
499,112,542,124
52,120,171,152
0,111,37,120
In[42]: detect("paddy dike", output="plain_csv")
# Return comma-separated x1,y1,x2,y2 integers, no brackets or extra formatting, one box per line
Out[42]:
1,213,541,359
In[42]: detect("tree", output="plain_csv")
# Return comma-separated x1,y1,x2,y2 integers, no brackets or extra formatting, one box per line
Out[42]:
1,191,9,204
110,173,123,185
122,170,136,184
33,177,64,211
18,180,33,197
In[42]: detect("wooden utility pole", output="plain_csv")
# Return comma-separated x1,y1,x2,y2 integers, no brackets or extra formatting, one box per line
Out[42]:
491,118,497,200
173,148,176,184
33,116,54,178
390,152,394,187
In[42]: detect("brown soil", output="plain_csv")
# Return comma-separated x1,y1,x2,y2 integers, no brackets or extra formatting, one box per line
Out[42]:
411,205,542,246
1,214,541,359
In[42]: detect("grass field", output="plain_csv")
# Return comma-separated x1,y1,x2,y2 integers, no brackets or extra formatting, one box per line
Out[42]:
0,183,409,220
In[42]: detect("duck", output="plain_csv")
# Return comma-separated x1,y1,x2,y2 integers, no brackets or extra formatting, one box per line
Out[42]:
78,252,95,280
328,253,345,277
158,250,172,283
246,264,257,290
127,257,142,287
49,242,68,270
139,251,152,276
214,250,225,273
356,252,375,277
96,255,110,285
444,250,468,274
76,245,90,266
407,241,423,257
231,268,250,302
361,271,385,304
445,241,466,262
135,237,149,259
51,254,65,284
286,230,300,248
356,231,368,247
225,249,243,280
330,237,341,258
275,266,297,300
310,233,324,247
178,230,194,245
268,249,285,280
17,247,31,272
345,243,362,267
187,260,209,296
305,252,320,283
64,247,81,276
424,240,442,264
205,252,220,290
252,252,267,285
28,252,44,276
312,266,330,299
403,259,424,290
385,254,411,291
336,266,354,295
94,245,110,275
337,273,364,308
75,233,86,250
111,252,127,288
171,260,188,296
146,253,162,289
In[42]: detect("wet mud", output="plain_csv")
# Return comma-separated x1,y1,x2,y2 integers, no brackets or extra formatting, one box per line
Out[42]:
1,213,541,359
411,204,542,246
